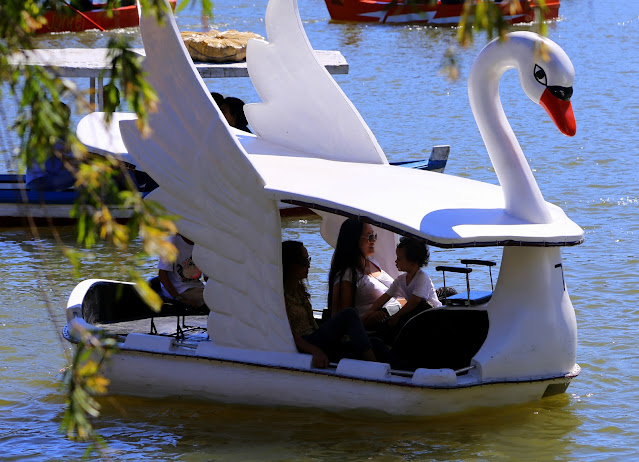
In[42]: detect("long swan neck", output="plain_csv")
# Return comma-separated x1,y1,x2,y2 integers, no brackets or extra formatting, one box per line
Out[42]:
468,42,551,223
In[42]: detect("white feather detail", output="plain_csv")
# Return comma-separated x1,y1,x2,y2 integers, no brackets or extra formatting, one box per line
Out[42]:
120,0,295,352
244,0,387,164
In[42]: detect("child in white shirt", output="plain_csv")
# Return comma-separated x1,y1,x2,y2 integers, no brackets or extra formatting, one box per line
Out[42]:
366,237,441,333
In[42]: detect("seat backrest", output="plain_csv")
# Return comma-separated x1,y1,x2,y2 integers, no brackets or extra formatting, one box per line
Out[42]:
82,281,155,324
392,309,489,371
82,280,207,324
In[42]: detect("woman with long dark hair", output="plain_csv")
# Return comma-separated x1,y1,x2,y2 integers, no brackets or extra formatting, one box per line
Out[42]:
282,240,377,368
327,218,401,328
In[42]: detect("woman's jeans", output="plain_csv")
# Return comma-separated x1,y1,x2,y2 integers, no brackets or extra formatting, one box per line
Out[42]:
303,307,371,358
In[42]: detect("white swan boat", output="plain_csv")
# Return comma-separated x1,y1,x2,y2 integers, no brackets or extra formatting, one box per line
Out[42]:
63,0,582,416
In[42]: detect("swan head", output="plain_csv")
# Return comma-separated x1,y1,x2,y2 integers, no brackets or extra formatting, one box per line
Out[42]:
515,32,576,137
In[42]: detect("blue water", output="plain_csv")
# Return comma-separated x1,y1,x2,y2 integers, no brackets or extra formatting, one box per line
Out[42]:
1,0,638,460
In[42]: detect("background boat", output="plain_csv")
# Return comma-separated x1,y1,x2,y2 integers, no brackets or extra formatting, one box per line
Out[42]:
37,0,178,34
324,0,559,25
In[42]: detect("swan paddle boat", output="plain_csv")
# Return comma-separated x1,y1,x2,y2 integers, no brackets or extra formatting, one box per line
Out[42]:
63,0,581,416
37,1,177,34
324,0,559,26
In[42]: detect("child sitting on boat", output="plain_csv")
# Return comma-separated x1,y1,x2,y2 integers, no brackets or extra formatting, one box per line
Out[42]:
282,240,378,368
158,234,207,308
366,237,442,340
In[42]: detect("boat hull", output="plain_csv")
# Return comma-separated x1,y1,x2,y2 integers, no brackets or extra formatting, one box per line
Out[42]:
103,345,578,416
324,0,559,25
37,1,177,34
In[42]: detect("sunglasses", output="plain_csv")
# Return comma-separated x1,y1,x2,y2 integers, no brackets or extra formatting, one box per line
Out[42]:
298,256,312,266
360,233,377,243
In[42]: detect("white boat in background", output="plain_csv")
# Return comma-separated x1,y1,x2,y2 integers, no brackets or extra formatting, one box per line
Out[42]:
63,0,582,416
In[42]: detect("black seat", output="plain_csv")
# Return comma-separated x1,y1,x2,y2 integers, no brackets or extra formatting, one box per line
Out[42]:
147,276,209,339
392,308,489,371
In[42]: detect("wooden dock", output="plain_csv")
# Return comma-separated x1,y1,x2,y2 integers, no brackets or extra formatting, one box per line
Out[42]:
9,48,349,109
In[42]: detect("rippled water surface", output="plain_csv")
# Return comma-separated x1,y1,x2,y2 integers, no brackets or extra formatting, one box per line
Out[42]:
1,0,639,460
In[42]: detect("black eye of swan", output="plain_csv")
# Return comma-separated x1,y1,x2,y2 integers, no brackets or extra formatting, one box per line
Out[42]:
534,64,547,86
534,64,573,101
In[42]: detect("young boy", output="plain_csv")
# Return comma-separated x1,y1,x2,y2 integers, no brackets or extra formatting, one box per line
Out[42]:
366,237,442,332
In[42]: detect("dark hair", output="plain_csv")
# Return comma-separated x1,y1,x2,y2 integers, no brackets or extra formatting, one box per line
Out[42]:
211,92,224,107
327,218,365,311
397,236,430,267
282,240,309,297
222,97,250,132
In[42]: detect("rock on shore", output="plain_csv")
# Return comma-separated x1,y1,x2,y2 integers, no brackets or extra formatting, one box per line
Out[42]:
180,30,265,63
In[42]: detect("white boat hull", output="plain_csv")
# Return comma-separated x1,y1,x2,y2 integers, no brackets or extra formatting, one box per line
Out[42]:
102,342,578,416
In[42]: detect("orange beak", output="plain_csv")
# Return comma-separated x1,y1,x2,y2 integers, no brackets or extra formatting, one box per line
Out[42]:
540,88,576,137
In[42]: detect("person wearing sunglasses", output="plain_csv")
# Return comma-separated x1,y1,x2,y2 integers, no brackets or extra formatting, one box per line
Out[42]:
327,218,402,328
282,240,377,368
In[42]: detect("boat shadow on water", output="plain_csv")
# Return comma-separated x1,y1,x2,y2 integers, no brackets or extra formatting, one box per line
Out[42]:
90,393,580,459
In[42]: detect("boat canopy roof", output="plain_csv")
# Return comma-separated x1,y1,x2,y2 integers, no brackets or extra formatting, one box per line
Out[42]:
78,109,584,248
240,133,583,248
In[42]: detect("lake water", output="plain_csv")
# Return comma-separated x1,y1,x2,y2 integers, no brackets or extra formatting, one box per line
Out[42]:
1,0,638,460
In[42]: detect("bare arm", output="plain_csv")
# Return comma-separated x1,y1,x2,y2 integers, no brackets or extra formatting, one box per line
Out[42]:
291,332,329,368
158,269,179,299
362,293,392,326
368,293,391,313
387,294,425,327
331,281,353,316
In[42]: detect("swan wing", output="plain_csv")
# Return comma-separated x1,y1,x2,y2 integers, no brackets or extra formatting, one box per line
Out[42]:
244,0,387,164
119,0,294,352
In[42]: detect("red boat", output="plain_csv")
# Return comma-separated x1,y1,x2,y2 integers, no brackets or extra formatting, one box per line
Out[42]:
37,1,177,34
324,0,559,25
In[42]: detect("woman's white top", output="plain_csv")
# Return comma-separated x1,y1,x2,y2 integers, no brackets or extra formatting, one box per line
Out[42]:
335,259,402,317
386,269,442,309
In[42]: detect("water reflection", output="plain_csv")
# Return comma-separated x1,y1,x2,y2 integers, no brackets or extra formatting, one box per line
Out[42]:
90,393,580,461
337,24,364,47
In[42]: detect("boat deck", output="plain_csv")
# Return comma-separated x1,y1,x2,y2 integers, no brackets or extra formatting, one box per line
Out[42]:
95,315,209,338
